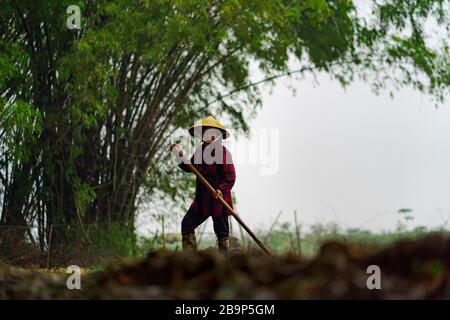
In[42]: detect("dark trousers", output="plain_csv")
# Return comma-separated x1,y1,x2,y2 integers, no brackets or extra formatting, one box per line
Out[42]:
181,208,229,238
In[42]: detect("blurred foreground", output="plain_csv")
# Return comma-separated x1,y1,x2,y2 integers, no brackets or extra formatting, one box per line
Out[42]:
1,233,448,299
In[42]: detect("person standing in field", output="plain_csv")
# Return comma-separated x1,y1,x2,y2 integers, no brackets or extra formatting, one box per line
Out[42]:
170,116,236,256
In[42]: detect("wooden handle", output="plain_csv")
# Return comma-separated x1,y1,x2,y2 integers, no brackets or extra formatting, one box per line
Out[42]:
172,145,272,255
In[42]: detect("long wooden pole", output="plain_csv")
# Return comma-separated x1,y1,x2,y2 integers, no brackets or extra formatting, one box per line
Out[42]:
171,145,272,255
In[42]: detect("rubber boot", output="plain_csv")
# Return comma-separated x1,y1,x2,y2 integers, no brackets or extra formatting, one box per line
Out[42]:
217,236,230,256
182,232,197,252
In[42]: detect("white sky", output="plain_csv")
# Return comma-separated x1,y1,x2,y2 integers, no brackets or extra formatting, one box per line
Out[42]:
138,72,450,237
226,73,450,233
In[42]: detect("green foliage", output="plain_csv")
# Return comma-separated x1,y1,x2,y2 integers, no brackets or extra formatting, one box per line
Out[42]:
86,223,138,258
352,0,450,101
0,100,42,162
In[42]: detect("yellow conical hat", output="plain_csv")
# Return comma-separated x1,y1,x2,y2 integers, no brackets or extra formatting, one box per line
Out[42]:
189,115,230,139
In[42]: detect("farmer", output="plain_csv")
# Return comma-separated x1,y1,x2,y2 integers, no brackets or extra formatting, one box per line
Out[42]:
170,116,236,256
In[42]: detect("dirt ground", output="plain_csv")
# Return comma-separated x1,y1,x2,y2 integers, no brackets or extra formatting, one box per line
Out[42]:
0,233,448,299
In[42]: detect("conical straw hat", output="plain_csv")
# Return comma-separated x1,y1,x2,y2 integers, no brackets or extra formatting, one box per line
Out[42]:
189,115,230,139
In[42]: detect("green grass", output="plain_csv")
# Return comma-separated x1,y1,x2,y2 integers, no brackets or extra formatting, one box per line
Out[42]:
130,223,449,258
62,217,450,271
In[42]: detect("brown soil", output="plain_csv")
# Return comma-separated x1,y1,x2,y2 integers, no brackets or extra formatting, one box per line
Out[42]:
1,233,449,299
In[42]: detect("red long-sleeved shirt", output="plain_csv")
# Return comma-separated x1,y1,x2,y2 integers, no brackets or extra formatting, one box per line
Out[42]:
179,142,236,216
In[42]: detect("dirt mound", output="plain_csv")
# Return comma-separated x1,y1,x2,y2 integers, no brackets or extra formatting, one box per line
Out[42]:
0,263,67,299
75,233,450,299
1,233,449,299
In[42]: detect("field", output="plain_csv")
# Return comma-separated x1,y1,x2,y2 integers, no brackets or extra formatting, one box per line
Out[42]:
1,218,449,299
0,228,448,299
1,214,447,268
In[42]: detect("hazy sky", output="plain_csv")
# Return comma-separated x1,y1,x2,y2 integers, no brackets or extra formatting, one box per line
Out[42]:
222,73,450,233
136,68,450,238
